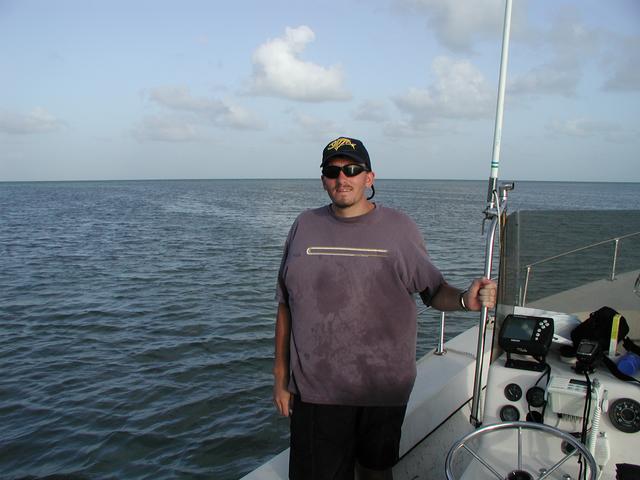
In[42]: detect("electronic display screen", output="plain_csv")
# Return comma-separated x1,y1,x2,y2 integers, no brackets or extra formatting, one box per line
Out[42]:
499,314,554,363
502,316,535,341
577,342,597,354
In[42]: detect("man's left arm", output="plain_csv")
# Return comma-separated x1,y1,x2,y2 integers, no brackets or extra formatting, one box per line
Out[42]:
428,277,497,312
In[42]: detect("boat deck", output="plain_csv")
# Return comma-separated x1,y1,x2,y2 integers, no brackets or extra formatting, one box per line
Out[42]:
242,270,640,479
529,269,640,339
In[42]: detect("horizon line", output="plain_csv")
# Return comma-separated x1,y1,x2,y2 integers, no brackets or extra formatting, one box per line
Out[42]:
1,177,640,184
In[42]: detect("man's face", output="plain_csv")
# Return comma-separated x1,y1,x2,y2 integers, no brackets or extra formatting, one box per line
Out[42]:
321,157,375,211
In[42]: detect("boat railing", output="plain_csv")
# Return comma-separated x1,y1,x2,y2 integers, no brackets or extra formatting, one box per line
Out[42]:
435,311,447,355
521,230,640,306
416,308,448,355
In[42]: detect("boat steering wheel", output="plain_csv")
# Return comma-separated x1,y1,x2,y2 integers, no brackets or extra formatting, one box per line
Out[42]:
445,421,597,480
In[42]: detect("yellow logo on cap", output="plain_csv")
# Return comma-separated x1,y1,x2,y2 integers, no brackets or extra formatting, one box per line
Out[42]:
326,138,356,152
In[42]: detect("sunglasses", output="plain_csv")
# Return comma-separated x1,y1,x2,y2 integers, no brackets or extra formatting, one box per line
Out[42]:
322,164,367,179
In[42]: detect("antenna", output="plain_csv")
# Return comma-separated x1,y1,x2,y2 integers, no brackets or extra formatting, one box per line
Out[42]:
470,0,514,428
485,0,513,211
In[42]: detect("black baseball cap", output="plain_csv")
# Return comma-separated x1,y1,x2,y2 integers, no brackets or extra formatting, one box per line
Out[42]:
321,137,371,170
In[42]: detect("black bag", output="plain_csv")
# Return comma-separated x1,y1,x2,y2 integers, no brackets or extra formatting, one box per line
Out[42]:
570,306,629,353
571,306,640,385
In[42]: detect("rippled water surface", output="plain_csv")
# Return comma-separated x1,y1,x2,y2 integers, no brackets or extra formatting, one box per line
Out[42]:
1,179,639,479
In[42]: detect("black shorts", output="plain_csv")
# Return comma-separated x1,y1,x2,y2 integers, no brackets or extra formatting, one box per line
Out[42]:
289,396,407,480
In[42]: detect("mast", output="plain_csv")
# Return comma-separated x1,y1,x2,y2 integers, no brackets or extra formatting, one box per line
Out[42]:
486,0,512,211
469,0,513,428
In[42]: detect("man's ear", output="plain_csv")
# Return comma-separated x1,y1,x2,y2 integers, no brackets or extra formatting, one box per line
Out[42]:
366,171,376,188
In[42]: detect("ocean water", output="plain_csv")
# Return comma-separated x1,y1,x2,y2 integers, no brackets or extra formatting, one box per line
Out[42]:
1,179,639,480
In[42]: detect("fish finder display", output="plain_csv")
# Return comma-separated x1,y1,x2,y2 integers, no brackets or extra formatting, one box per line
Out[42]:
499,314,554,371
502,317,535,340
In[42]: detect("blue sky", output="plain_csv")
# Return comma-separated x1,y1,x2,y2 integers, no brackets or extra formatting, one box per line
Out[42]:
1,0,638,182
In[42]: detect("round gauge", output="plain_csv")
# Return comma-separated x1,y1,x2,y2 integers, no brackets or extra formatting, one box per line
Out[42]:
504,383,522,402
526,386,546,408
526,411,543,423
500,405,520,422
609,398,640,433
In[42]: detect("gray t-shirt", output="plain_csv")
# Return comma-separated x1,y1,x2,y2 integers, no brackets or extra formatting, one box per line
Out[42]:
276,204,445,406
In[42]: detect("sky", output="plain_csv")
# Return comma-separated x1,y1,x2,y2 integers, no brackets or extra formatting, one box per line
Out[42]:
1,0,639,182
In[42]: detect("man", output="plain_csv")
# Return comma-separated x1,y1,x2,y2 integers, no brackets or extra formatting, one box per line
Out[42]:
273,137,496,480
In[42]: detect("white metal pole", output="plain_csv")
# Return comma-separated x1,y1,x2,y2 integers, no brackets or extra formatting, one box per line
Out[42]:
471,0,514,428
485,0,513,208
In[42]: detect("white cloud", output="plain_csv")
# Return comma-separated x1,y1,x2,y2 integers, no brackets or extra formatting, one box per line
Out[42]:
250,26,351,102
511,8,602,97
220,104,266,130
0,107,64,135
509,62,580,97
546,8,600,58
396,0,518,52
393,56,494,126
602,35,640,92
150,86,227,114
291,111,340,140
147,86,265,131
352,100,389,123
382,119,435,138
547,118,633,142
132,115,202,143
195,34,209,46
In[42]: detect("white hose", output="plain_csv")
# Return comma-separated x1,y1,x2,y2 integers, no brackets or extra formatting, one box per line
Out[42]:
594,432,610,480
588,380,603,479
588,380,601,454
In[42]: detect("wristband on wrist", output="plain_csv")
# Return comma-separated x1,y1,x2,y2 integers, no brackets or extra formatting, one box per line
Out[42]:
459,290,469,311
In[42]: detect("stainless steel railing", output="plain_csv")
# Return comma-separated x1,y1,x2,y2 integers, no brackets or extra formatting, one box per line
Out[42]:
417,308,448,355
435,311,447,355
521,230,640,306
